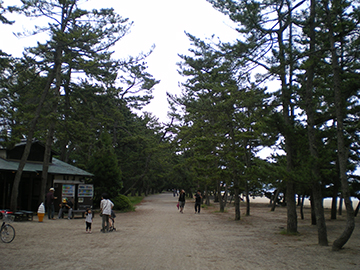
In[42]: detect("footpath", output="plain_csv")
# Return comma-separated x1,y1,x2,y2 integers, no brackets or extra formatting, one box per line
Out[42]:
0,192,359,270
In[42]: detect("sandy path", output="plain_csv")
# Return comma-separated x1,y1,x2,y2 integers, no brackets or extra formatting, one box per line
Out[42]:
0,193,359,270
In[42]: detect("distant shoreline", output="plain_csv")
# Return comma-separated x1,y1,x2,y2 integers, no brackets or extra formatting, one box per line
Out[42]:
248,196,359,210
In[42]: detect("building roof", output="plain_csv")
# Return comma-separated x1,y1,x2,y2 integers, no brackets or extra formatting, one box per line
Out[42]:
0,157,93,177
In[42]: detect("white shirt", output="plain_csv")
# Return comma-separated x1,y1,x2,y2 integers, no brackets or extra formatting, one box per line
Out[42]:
85,212,93,223
100,199,114,215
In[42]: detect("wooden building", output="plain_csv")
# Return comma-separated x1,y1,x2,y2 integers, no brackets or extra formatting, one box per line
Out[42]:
0,141,93,212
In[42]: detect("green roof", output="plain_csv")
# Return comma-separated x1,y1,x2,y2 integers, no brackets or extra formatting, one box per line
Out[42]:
0,157,93,177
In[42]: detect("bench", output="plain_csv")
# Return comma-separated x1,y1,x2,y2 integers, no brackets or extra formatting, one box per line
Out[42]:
71,210,86,219
21,210,34,221
60,209,86,219
13,211,34,221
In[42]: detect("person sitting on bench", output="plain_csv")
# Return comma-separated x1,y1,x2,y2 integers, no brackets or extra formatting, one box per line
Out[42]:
58,198,73,219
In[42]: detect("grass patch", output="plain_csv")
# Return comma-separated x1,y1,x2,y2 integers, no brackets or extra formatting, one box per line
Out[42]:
113,195,145,212
127,195,144,207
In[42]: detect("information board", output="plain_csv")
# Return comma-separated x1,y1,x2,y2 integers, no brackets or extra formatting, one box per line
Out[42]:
78,184,93,197
62,184,75,197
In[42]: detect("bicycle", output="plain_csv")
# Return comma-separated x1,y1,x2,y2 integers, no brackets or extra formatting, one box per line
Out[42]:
0,212,15,243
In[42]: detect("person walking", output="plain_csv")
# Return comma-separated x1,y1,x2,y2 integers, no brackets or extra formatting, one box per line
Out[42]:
100,193,114,233
178,189,186,213
194,190,202,214
46,187,57,220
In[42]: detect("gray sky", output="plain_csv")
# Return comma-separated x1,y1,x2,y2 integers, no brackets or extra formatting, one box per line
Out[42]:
1,0,237,123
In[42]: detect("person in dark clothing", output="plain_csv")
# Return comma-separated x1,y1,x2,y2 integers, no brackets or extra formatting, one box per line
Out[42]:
46,187,57,219
178,189,186,213
194,190,202,214
58,198,73,219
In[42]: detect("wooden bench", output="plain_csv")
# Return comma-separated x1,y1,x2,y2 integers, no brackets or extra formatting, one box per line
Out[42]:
60,208,95,219
60,209,86,219
71,210,86,219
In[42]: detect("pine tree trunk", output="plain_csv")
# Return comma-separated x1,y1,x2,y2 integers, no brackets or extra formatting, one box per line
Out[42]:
223,184,228,207
214,190,218,203
10,59,60,210
310,195,316,225
338,196,343,216
286,181,297,233
312,185,328,245
39,65,62,206
300,195,305,220
205,185,210,206
331,194,338,220
217,179,224,212
323,1,355,251
234,186,240,220
245,181,250,216
39,124,56,206
305,0,328,246
271,189,280,212
278,11,297,234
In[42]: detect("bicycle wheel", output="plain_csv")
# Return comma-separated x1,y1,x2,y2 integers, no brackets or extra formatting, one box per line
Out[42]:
1,224,15,243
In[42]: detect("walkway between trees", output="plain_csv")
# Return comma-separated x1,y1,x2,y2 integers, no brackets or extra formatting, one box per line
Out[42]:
1,192,359,269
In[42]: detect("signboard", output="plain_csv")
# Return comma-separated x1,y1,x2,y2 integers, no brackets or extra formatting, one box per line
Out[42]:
78,184,93,197
62,184,75,197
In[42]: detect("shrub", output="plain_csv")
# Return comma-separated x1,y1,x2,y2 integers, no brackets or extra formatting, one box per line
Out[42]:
113,194,135,212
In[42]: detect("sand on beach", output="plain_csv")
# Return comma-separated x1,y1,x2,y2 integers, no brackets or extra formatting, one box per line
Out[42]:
249,195,360,209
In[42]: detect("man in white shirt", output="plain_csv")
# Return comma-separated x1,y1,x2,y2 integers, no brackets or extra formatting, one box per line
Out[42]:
100,193,114,233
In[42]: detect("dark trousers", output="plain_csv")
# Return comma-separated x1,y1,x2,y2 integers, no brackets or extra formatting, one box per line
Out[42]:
47,204,54,219
102,214,110,232
195,202,201,213
86,222,92,231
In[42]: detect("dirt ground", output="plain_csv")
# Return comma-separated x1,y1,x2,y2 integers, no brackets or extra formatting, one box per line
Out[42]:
1,193,359,270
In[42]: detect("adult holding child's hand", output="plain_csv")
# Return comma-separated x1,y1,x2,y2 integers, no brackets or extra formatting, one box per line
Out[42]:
100,193,114,233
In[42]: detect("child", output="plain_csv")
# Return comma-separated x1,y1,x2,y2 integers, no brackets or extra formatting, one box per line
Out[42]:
85,208,93,233
109,210,116,231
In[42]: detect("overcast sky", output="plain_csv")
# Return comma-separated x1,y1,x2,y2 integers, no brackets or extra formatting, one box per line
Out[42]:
1,0,238,123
